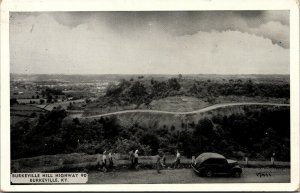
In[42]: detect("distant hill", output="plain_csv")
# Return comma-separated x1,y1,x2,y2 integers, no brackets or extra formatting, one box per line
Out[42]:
83,74,289,116
10,73,290,84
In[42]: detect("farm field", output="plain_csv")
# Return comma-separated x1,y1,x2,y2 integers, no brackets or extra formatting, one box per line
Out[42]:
35,99,85,111
10,104,47,125
17,98,44,104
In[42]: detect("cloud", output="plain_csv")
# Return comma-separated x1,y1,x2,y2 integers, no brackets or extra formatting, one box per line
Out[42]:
249,21,289,48
10,12,289,74
11,11,289,49
44,11,290,49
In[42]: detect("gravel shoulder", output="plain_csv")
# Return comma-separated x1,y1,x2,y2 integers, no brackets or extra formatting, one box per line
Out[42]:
87,168,290,184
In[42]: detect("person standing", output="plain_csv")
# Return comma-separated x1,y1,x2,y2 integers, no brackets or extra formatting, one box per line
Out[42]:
134,150,139,169
162,154,166,168
108,151,114,170
173,150,181,169
96,153,102,170
129,150,134,169
102,150,107,172
191,156,196,165
271,152,276,166
156,152,166,173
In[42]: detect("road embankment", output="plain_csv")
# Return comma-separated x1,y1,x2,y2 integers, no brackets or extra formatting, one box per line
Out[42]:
80,102,290,119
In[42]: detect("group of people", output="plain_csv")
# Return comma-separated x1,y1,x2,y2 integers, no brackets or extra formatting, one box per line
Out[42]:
97,149,182,173
156,150,181,173
129,150,139,169
97,150,114,172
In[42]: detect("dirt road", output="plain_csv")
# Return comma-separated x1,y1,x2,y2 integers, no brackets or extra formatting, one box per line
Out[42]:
87,168,290,184
81,102,289,119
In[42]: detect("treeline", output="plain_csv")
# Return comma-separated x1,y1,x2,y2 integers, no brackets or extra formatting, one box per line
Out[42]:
104,78,181,106
188,79,289,98
11,106,290,161
99,78,289,107
41,88,64,97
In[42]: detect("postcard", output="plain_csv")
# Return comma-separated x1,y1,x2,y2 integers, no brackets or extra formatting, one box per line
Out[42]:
1,0,299,191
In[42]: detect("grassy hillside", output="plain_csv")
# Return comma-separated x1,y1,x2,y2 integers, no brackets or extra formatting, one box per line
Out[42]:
84,75,289,115
11,105,290,161
84,96,210,116
102,105,289,130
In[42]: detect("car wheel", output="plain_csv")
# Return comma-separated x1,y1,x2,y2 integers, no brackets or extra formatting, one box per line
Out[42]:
205,170,213,177
233,171,241,178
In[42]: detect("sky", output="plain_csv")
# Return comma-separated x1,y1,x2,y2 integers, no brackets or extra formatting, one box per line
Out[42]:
10,11,289,74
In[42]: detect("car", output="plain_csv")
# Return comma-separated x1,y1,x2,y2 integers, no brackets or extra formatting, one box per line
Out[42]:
191,152,242,177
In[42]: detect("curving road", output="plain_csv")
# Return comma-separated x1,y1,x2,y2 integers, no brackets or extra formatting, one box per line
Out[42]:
79,102,290,119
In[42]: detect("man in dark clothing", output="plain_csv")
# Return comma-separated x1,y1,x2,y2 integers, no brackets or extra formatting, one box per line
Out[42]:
129,150,134,169
108,151,114,170
156,152,166,173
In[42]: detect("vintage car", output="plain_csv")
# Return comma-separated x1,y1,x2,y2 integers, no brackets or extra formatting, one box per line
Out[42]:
191,152,242,177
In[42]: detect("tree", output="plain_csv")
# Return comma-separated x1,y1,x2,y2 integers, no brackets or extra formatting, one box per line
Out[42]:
106,83,122,97
188,84,199,95
139,133,160,155
151,81,168,97
10,98,18,105
245,79,254,96
99,116,121,139
129,81,148,104
30,112,37,118
194,118,214,137
47,95,53,103
178,130,194,157
170,125,176,131
168,78,181,91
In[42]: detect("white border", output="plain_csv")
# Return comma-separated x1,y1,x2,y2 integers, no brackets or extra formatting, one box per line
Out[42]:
1,0,299,191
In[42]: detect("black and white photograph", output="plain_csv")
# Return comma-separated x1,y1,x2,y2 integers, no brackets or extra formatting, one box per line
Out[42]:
1,0,299,191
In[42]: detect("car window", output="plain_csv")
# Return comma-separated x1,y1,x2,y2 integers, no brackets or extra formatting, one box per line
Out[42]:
218,159,228,164
205,158,227,164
